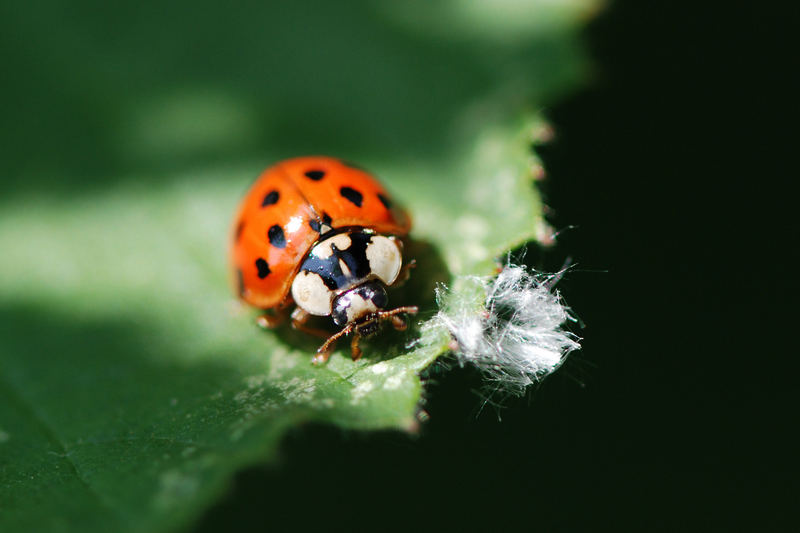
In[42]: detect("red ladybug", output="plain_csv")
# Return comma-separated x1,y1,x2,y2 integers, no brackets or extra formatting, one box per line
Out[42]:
231,156,417,364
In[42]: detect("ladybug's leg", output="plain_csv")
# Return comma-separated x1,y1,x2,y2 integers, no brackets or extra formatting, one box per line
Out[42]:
311,347,333,366
256,309,287,329
377,306,419,323
313,323,355,365
350,332,363,361
290,308,333,339
391,259,417,287
313,307,418,365
390,314,408,331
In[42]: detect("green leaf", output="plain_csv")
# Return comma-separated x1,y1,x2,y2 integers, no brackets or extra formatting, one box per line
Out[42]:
0,2,596,531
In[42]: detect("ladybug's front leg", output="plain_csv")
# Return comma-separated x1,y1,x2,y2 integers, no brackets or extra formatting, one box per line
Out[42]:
314,327,362,364
350,332,363,361
291,308,343,365
314,322,355,365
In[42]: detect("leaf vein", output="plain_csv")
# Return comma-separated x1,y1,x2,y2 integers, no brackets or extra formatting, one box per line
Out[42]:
0,372,121,516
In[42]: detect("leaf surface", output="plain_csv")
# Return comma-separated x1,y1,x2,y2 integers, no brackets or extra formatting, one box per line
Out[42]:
0,1,596,531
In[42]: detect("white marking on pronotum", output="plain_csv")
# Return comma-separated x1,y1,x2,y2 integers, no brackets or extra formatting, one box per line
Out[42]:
338,258,352,277
312,233,351,259
425,263,580,398
365,235,402,285
291,271,334,316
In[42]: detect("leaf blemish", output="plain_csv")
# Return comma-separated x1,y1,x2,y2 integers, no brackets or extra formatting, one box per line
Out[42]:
181,447,196,458
370,361,389,374
157,468,201,510
276,377,316,404
350,381,374,405
383,373,405,390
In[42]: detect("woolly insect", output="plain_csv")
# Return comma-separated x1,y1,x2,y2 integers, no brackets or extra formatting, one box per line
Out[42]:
428,263,580,399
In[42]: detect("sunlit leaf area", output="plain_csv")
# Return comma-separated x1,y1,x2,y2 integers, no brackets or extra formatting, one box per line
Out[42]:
0,1,597,531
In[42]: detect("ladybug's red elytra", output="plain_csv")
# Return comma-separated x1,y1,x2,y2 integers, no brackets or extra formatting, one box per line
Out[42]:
230,156,417,364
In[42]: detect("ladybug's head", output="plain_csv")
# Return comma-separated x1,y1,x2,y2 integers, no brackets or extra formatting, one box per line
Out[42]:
290,229,403,326
331,280,388,327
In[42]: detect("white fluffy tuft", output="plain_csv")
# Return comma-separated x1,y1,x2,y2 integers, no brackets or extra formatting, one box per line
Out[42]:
430,263,580,397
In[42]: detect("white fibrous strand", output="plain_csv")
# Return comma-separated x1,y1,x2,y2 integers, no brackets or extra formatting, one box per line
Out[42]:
430,263,580,397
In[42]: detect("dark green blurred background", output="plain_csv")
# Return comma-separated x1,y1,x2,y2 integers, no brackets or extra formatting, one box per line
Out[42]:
2,0,793,531
0,0,582,196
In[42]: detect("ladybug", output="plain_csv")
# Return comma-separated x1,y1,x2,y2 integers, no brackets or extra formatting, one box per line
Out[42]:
231,156,417,364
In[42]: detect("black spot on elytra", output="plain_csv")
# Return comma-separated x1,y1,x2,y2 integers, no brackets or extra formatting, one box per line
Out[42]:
235,220,245,241
340,186,363,207
261,190,279,206
377,193,392,209
255,258,271,279
267,225,286,248
304,170,325,181
309,212,333,233
236,269,245,296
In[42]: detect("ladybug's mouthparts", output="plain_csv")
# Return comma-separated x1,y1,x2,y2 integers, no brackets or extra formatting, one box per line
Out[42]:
354,317,382,337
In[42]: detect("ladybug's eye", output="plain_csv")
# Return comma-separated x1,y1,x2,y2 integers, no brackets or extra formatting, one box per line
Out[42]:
371,286,388,309
331,305,348,327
